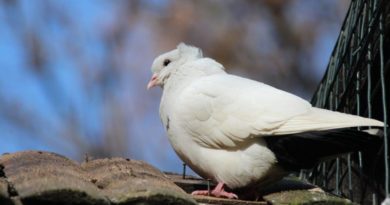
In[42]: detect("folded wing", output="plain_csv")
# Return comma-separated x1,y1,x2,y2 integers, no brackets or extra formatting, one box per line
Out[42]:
176,74,384,149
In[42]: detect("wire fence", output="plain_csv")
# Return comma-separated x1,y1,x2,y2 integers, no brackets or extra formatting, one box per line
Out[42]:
307,0,389,203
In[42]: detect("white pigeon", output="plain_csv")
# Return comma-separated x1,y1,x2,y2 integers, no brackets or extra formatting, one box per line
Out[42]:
147,43,384,199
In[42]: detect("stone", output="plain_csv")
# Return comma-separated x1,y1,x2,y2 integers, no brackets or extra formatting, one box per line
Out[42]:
82,158,197,205
0,178,13,205
263,190,353,205
0,150,109,205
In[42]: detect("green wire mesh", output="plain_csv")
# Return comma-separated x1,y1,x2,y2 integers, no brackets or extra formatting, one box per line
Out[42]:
308,0,389,203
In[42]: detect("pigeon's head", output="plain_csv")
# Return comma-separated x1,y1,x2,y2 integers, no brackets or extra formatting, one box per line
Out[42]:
147,43,203,89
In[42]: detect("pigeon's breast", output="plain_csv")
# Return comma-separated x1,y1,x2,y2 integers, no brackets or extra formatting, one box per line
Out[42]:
168,132,281,189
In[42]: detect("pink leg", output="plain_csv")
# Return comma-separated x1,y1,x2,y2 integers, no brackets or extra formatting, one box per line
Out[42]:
191,182,238,199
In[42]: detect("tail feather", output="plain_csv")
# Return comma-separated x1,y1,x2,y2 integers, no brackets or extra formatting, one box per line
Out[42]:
276,108,384,135
265,128,382,171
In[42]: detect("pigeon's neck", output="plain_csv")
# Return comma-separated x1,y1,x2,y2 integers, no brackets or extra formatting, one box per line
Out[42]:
160,58,225,123
164,58,225,94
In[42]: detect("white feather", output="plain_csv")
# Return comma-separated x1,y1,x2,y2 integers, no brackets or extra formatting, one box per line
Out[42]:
174,73,383,149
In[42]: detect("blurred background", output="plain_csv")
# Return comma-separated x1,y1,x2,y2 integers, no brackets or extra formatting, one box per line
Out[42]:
0,0,349,174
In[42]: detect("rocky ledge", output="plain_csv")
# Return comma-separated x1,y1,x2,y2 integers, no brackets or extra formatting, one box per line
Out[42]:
0,151,352,205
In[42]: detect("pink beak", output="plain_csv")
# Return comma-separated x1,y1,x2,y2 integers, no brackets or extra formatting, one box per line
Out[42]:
147,73,158,90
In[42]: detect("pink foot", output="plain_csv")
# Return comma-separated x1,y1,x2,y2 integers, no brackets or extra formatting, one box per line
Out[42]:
191,182,238,199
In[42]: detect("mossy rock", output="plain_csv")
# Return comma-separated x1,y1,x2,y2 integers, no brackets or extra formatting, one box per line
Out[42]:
263,190,353,205
0,178,13,205
0,151,109,205
82,158,197,205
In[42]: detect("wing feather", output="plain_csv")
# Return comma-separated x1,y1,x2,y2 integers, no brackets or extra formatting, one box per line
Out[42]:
176,74,384,149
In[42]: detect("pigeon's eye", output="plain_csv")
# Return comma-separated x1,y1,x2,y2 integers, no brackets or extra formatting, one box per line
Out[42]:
163,59,171,67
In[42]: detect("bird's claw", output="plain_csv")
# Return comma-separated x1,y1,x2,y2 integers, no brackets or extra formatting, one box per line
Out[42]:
191,182,238,199
191,190,238,199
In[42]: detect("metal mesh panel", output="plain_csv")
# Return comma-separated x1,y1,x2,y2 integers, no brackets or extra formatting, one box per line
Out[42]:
308,0,390,203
